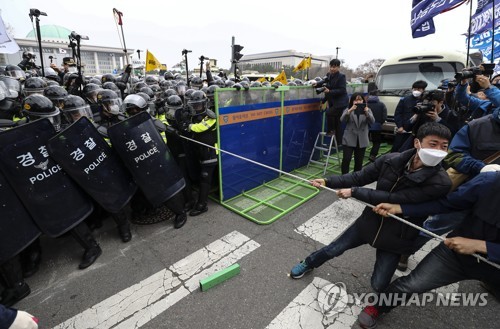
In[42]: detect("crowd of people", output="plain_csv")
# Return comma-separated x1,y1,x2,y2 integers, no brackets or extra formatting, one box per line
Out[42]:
291,60,500,328
0,55,227,314
1,54,499,328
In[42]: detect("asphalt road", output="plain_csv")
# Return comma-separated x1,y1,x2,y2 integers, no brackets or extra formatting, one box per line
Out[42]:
13,189,499,329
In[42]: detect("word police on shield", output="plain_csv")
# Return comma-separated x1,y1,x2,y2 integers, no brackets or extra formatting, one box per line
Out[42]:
108,112,185,206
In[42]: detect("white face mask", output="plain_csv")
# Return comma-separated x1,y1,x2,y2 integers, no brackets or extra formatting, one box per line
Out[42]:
416,140,447,167
412,90,422,98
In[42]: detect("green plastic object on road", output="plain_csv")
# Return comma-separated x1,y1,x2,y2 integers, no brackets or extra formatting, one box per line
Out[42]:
199,263,241,292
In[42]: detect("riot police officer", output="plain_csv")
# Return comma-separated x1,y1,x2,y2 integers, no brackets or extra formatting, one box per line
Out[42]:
20,94,103,269
181,90,218,216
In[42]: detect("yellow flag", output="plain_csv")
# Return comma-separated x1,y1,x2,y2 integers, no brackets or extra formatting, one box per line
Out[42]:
145,50,161,71
271,70,287,84
293,56,312,72
257,77,267,83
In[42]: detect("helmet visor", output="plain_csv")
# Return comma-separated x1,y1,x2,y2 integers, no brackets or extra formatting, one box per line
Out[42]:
7,70,26,80
29,111,62,131
24,88,45,96
62,105,92,123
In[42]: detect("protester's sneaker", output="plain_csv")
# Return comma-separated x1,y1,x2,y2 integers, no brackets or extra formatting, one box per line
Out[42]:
290,260,313,279
397,254,409,272
358,305,380,329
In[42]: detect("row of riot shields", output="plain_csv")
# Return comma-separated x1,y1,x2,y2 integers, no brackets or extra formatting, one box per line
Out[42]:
0,112,185,264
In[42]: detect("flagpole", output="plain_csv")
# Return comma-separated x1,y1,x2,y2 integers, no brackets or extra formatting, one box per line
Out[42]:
466,0,473,64
492,0,496,63
113,8,129,66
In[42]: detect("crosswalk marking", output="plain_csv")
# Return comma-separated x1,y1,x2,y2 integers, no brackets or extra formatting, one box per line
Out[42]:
54,231,260,329
266,277,363,329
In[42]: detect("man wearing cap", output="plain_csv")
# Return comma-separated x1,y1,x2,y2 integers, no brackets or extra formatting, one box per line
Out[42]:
50,57,77,84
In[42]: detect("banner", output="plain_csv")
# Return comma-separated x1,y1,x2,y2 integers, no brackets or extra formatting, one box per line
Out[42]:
411,0,467,38
468,26,500,61
0,14,19,54
470,1,500,35
271,70,287,85
293,56,311,72
145,50,161,71
0,14,11,44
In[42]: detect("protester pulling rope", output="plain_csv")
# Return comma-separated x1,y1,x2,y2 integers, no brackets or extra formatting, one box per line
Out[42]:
179,134,500,270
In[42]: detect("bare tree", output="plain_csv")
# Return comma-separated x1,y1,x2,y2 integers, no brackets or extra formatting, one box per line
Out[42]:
354,58,385,79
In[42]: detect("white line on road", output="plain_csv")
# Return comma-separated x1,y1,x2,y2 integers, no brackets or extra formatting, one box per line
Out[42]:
54,231,260,329
266,277,363,329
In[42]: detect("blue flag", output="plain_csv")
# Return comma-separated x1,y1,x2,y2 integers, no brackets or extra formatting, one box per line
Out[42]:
470,1,500,36
468,26,500,61
411,0,467,38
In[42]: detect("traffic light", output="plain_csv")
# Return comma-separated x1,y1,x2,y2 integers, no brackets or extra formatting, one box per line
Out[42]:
232,44,244,62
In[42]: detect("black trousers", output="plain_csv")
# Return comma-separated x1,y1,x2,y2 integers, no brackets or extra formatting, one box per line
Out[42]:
341,146,366,174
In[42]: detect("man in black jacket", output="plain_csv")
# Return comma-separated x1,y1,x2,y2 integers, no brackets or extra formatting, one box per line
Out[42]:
313,59,349,143
391,80,427,152
290,122,452,293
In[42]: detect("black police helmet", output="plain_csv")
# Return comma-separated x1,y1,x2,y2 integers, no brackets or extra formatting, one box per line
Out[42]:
24,77,47,96
101,73,116,84
22,94,61,130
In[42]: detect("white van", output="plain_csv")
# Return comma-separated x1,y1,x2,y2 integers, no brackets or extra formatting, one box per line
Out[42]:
374,50,479,134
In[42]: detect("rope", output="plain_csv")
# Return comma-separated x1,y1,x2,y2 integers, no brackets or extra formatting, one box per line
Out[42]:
178,134,500,270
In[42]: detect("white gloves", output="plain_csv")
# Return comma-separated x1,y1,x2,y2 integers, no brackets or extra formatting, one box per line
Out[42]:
480,164,500,173
9,311,38,329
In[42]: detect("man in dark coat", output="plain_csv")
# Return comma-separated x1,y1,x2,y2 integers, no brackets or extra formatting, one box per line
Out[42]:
290,122,452,293
313,59,349,143
359,170,500,328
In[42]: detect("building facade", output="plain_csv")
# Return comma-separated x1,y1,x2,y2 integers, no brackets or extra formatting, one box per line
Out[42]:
239,50,331,71
0,25,132,75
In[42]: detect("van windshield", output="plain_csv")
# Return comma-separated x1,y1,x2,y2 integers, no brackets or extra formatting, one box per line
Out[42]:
376,62,465,90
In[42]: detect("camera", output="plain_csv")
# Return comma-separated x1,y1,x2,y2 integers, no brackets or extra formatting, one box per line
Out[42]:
29,8,47,17
454,63,495,80
413,101,435,114
315,86,326,95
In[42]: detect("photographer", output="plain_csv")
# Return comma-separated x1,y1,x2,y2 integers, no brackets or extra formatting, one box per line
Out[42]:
313,59,348,143
398,89,449,152
391,80,427,152
455,67,496,122
340,92,375,174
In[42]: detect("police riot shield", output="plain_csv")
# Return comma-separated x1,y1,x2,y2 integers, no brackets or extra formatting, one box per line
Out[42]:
47,116,138,213
0,170,41,265
0,119,93,237
108,111,185,206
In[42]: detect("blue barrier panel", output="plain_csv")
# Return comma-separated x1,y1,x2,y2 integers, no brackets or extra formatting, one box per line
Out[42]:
217,87,322,201
218,90,281,200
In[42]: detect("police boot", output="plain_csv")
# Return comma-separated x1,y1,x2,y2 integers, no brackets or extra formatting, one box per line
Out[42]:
189,181,210,217
174,212,187,229
189,202,208,217
112,210,132,243
0,257,30,307
71,223,103,270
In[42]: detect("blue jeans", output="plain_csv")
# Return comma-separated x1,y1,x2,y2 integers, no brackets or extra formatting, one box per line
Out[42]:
305,222,401,292
377,243,500,313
